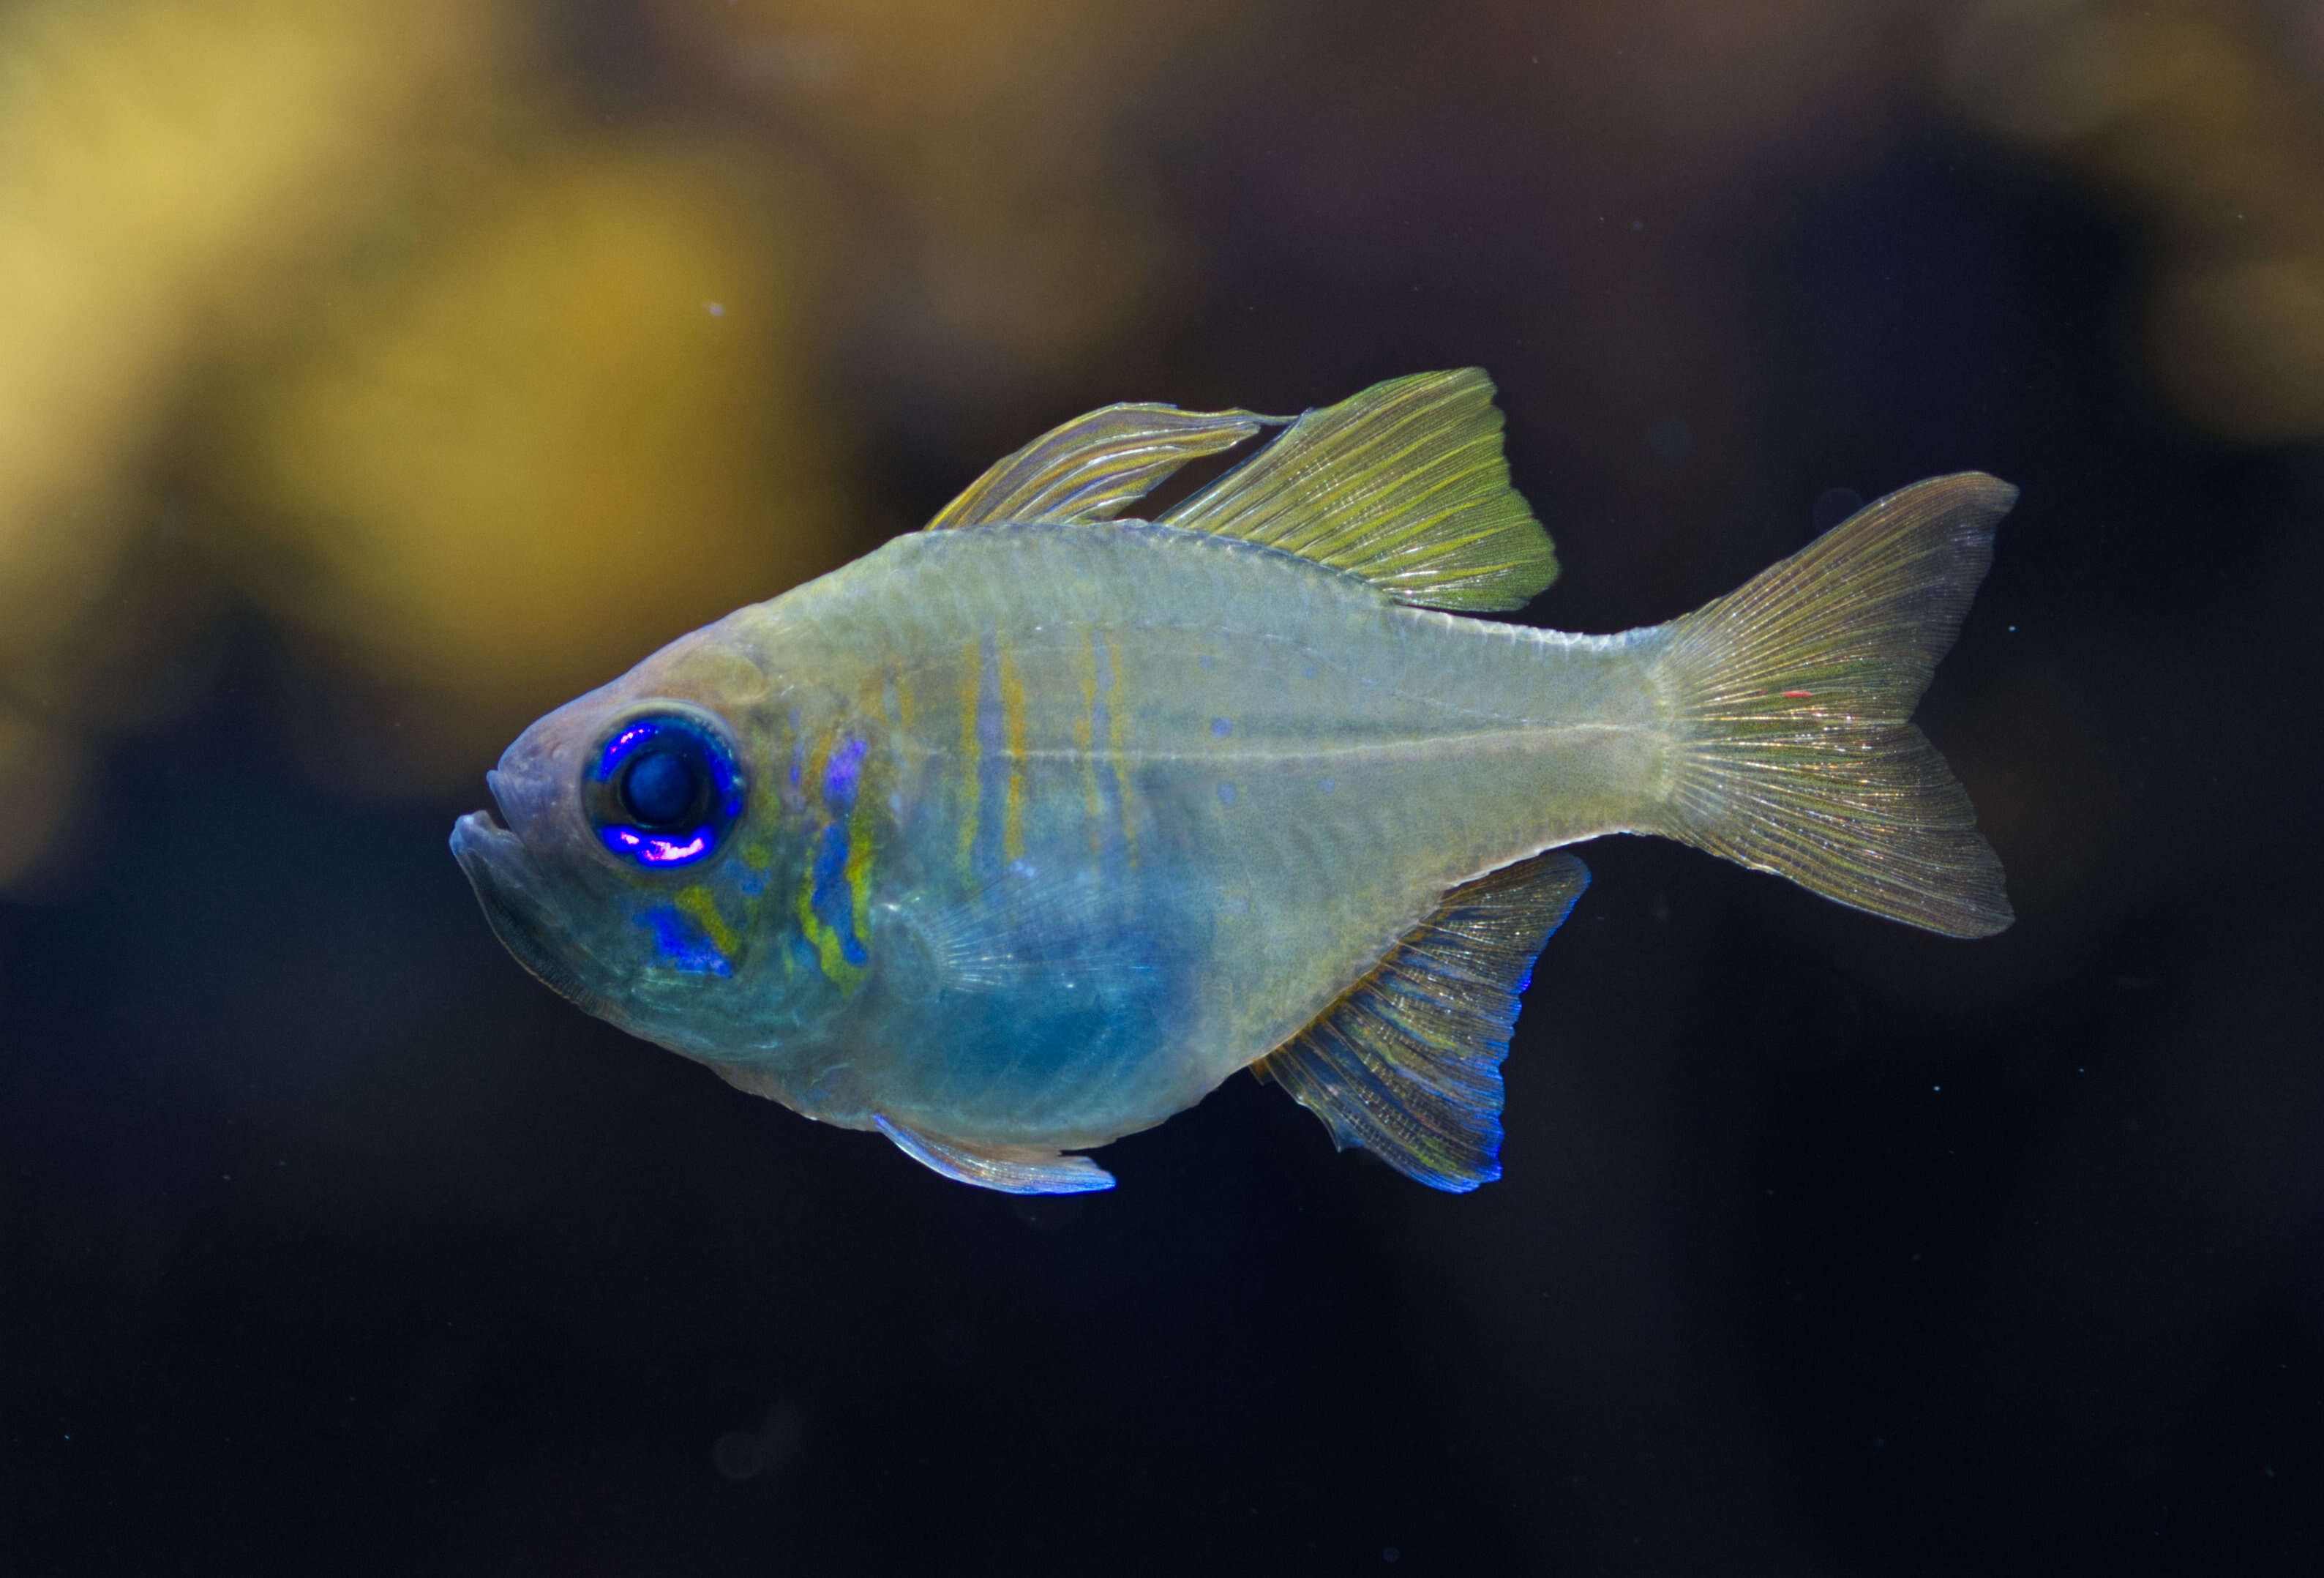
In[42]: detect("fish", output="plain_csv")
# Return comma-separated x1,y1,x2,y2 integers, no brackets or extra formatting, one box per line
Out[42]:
449,369,2014,1195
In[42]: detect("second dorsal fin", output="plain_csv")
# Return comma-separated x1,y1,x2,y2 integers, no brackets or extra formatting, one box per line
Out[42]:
1157,368,1560,613
924,403,1279,530
1253,851,1589,1192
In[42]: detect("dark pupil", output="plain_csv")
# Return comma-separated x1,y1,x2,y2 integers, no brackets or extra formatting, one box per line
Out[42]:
621,749,699,828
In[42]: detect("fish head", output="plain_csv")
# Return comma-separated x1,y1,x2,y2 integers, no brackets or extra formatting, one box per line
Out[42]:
450,624,806,1058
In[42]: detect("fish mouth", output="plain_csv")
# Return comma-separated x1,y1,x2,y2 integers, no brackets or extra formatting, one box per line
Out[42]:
449,809,610,1017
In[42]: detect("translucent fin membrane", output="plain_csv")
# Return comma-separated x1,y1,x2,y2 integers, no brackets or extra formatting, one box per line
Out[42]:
1649,473,2017,938
874,1114,1116,1194
1158,368,1559,612
923,403,1273,529
1255,853,1589,1192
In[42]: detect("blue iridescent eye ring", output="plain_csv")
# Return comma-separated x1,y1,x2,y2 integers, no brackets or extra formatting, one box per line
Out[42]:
587,712,746,869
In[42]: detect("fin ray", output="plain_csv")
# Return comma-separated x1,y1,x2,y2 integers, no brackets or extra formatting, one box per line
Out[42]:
924,403,1277,530
1255,852,1589,1192
1647,472,2015,937
887,862,1153,992
874,1114,1116,1194
1157,368,1559,612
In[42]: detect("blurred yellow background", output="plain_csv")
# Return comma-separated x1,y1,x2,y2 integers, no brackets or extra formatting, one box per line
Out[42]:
1,0,2317,888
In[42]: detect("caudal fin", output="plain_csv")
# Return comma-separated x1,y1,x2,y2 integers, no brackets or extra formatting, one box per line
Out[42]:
1647,474,2016,938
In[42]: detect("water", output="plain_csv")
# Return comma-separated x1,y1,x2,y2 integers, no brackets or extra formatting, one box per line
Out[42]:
3,2,2320,1573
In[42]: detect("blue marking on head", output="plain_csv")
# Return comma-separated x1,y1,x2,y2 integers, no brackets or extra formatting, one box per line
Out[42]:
1216,782,1237,806
642,905,731,976
822,736,869,812
808,821,869,968
1210,717,1232,737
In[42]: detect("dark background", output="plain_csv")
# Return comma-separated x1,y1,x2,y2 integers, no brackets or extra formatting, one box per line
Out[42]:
4,1,2320,1574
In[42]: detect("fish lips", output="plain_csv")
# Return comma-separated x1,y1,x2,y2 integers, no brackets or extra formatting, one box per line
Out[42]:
449,806,611,1019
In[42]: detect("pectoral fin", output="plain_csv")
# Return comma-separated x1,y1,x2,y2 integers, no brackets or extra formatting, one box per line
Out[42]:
886,860,1151,993
1254,852,1589,1192
874,1114,1117,1194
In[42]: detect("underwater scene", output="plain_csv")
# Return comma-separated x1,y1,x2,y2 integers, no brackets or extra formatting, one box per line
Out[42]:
3,1,2320,1573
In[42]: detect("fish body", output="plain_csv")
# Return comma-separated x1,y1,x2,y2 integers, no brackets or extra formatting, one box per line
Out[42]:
452,371,2014,1193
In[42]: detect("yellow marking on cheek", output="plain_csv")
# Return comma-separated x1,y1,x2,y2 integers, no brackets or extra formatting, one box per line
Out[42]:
999,637,1027,863
957,639,982,874
675,885,740,957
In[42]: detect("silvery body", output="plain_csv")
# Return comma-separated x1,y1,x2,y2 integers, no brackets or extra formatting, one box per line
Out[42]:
451,370,2013,1193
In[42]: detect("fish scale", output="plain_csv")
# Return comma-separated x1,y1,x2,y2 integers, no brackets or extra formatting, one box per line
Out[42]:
751,521,1667,1143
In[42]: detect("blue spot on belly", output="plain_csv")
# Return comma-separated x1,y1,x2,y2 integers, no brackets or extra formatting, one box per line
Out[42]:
1210,717,1232,737
1319,777,1335,793
1216,782,1237,806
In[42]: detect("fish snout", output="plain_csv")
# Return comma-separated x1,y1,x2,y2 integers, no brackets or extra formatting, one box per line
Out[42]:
448,809,610,1017
482,719,585,845
449,808,537,903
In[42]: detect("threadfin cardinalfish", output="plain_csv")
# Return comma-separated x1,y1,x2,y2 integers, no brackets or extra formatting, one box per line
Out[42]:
450,370,2013,1194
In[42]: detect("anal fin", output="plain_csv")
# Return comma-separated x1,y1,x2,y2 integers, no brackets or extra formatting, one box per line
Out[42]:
874,1114,1117,1195
1254,853,1589,1192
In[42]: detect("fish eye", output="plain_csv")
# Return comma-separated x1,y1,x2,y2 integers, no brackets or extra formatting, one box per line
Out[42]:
586,712,746,869
621,750,699,829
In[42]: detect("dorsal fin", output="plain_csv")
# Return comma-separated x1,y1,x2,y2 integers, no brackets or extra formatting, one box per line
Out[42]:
924,403,1280,530
1156,368,1559,613
1253,852,1589,1192
874,1113,1116,1194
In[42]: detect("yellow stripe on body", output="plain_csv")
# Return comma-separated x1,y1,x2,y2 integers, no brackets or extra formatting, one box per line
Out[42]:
956,638,982,875
1103,630,1135,862
1076,629,1102,856
799,729,831,809
844,793,877,955
999,636,1028,862
893,665,918,737
794,884,865,990
790,721,878,992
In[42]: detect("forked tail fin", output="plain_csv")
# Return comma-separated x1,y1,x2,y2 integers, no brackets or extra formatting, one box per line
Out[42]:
1646,474,2016,938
